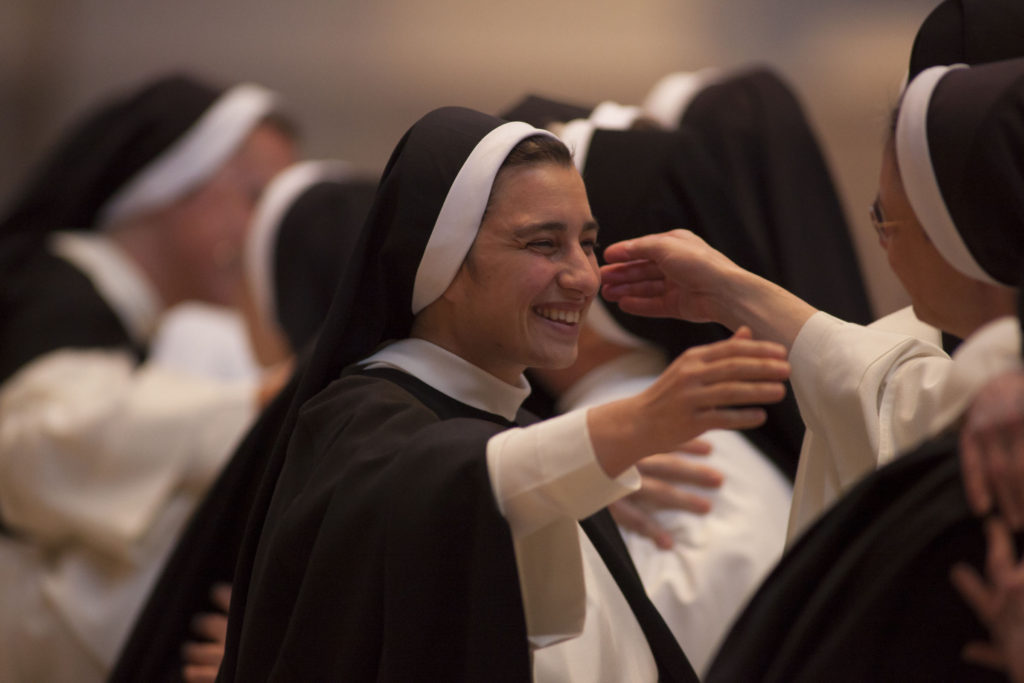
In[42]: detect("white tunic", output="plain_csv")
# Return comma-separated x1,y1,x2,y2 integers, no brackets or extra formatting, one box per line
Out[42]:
0,234,256,682
786,307,1022,542
555,348,792,676
149,301,261,382
365,339,659,683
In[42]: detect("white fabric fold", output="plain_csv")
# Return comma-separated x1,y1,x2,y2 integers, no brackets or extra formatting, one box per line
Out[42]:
787,310,1021,541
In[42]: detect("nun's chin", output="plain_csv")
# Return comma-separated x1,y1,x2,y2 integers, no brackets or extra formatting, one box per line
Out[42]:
526,318,581,370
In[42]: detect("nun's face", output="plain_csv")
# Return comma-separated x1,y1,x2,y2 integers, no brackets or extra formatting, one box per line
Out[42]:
877,141,988,336
438,162,600,384
157,123,296,306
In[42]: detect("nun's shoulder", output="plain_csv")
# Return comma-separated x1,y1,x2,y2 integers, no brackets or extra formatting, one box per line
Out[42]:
296,370,503,457
297,371,442,437
0,242,132,383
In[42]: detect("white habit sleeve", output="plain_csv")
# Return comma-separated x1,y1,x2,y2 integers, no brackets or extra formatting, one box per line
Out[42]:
0,349,256,560
486,408,640,646
787,312,1021,541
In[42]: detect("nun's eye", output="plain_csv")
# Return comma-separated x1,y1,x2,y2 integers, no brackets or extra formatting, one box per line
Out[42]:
527,240,557,253
580,238,600,254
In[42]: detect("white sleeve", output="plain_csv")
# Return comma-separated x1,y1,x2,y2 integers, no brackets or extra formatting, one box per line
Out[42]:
486,408,640,647
786,312,1021,541
0,349,256,559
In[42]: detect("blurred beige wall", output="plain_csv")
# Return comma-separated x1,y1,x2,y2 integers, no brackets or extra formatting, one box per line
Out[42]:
1,0,942,316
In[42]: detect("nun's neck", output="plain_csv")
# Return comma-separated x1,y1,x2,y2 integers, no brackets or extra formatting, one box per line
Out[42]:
410,309,527,388
948,283,1018,340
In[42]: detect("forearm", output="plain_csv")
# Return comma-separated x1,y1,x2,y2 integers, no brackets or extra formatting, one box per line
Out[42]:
587,397,653,478
711,268,818,349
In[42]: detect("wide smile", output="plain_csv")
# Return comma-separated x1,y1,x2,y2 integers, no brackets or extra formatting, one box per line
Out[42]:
532,305,583,327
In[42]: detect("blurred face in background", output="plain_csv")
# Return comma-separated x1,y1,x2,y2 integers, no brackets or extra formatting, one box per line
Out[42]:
156,122,297,306
875,138,1008,338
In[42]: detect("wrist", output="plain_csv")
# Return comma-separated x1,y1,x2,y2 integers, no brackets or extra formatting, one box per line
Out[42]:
587,397,646,478
716,268,817,348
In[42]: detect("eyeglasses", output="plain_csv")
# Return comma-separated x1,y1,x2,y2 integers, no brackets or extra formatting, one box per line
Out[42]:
868,197,900,243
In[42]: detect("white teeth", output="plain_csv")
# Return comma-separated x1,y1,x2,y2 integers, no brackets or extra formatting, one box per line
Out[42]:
535,307,581,324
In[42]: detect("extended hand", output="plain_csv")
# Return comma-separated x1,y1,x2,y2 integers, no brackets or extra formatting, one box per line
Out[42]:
600,229,817,348
600,229,741,323
587,327,790,478
960,370,1024,528
182,582,232,683
950,518,1024,681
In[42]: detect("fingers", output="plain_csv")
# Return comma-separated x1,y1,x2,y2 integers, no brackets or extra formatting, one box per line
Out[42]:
601,235,665,266
960,371,1024,528
183,665,220,683
687,334,788,364
181,584,231,683
692,381,788,412
984,518,1017,585
995,426,1024,529
983,434,1024,530
637,454,722,486
182,642,224,683
182,642,224,667
951,562,996,624
602,229,702,266
695,407,769,432
607,498,674,550
960,641,1007,671
600,260,667,288
192,613,228,643
608,295,676,320
960,428,993,517
693,358,792,386
210,582,232,612
674,438,713,456
636,475,716,514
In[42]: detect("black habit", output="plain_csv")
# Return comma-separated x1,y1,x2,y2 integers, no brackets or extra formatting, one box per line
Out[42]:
704,433,1019,683
218,107,697,681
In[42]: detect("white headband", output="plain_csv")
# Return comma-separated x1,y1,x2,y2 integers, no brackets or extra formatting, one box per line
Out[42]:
411,121,555,314
245,159,353,330
895,64,999,285
641,68,722,129
559,101,642,174
588,101,642,130
559,119,596,173
98,83,280,227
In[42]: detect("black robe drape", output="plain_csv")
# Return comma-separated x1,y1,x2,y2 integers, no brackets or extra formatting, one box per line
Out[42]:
0,242,140,385
226,366,697,682
705,432,1019,682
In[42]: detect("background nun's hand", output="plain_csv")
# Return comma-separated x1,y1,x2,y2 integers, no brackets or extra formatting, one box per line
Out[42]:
256,357,294,409
950,518,1024,682
608,440,723,549
960,370,1024,529
182,582,232,683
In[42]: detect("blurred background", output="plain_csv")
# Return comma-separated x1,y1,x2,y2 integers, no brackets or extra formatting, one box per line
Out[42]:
0,0,942,316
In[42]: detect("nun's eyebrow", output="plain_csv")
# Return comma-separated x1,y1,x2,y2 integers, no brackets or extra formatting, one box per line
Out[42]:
513,220,600,238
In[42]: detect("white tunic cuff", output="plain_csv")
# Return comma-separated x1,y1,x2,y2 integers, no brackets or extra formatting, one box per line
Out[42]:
487,408,641,536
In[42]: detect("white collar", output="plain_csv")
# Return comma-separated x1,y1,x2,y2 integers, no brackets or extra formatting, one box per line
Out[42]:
361,338,530,422
49,231,163,344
